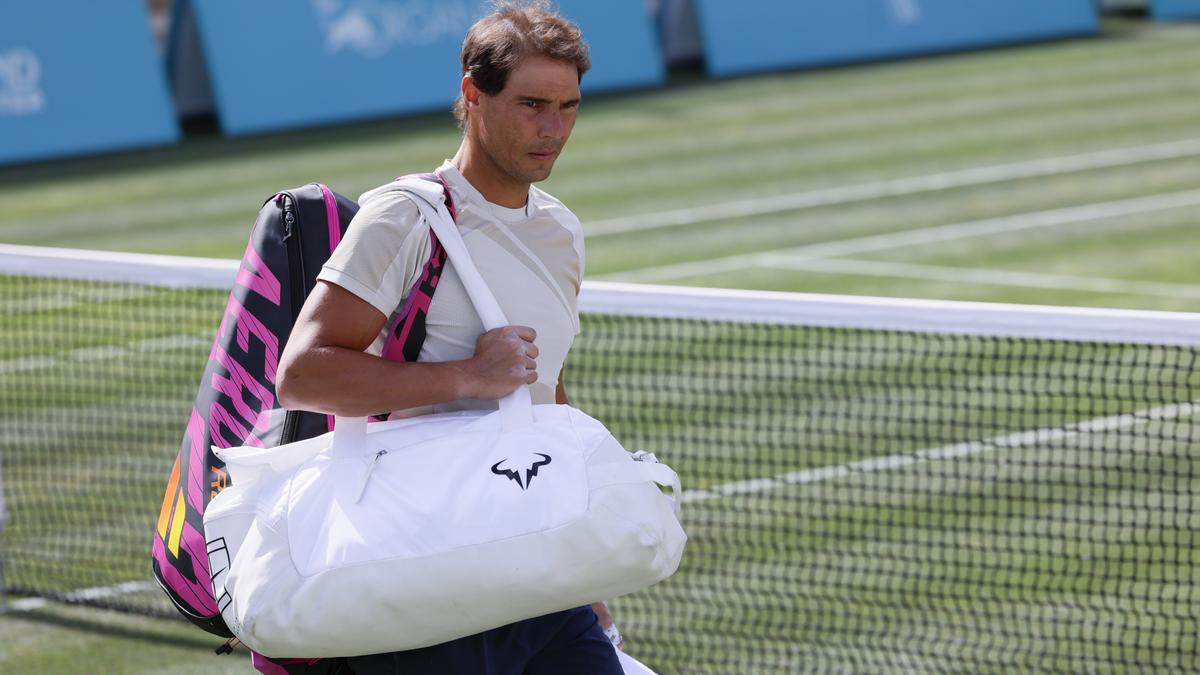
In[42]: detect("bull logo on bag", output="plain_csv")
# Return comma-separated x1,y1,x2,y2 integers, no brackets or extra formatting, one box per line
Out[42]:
491,453,552,491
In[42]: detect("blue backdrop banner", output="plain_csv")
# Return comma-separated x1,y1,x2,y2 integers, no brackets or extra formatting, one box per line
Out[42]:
692,0,1099,77
0,1,179,165
178,0,663,136
1152,0,1200,19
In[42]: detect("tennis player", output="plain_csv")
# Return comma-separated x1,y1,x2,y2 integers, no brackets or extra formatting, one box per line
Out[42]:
277,2,626,673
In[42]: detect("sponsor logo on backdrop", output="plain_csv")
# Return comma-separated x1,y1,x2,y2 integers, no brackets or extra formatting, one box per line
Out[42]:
312,0,476,58
887,0,922,25
0,48,46,116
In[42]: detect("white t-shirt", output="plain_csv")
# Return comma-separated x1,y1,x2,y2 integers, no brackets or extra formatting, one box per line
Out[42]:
317,161,585,415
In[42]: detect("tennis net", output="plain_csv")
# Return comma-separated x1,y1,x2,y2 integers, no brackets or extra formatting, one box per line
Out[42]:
1,244,1198,673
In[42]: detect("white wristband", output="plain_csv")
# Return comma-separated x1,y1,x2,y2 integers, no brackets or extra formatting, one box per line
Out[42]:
604,623,622,646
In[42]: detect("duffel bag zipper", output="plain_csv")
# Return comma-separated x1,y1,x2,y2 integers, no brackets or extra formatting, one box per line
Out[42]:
355,450,389,503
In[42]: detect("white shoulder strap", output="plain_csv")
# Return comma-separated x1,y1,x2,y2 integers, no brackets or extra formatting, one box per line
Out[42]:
393,177,535,427
392,178,509,332
333,178,538,445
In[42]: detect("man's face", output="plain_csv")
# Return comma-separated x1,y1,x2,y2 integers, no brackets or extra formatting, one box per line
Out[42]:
470,55,581,186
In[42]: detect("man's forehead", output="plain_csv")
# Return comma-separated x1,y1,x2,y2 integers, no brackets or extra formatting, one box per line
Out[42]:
504,56,581,99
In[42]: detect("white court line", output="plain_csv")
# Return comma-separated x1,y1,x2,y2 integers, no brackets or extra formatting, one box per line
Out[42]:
0,287,158,315
683,402,1198,505
0,597,49,613
605,189,1200,283
586,138,1200,236
765,258,1200,300
0,333,211,376
0,580,157,615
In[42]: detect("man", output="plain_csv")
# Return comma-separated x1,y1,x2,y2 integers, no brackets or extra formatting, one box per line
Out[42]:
276,2,624,673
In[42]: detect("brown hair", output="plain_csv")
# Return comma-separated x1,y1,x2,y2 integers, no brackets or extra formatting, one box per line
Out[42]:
453,1,591,127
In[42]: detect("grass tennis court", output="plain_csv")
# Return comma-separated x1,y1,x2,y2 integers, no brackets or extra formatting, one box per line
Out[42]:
2,17,1199,674
5,278,1196,673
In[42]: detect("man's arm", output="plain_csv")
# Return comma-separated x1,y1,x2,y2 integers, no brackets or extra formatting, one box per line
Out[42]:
277,281,539,416
555,366,568,405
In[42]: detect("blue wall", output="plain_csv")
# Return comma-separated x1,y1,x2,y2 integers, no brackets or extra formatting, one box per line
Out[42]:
181,0,663,136
1152,0,1200,19
2,1,1116,163
0,1,178,165
692,0,1099,77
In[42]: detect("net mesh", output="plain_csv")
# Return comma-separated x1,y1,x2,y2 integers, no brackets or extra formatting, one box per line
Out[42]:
1,253,1198,673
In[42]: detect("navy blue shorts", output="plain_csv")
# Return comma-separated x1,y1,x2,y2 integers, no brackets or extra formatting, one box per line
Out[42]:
344,605,624,675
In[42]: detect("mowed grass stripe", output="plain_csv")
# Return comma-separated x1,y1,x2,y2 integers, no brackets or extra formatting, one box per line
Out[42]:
603,189,1200,283
587,139,1200,235
555,27,1200,201
566,66,1200,174
570,25,1200,139
632,199,1200,310
682,266,1200,312
584,155,1200,282
555,90,1200,213
766,258,1200,300
0,600,248,675
859,209,1200,303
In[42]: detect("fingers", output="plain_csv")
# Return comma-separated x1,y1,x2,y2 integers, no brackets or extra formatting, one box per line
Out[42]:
511,325,537,343
467,326,541,398
512,327,538,383
501,326,538,379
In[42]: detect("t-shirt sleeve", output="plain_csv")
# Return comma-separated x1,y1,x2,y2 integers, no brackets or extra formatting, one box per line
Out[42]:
567,213,585,336
316,190,431,318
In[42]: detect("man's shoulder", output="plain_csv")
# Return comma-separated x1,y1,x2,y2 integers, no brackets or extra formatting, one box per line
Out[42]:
354,182,424,227
529,186,582,235
529,186,585,275
358,180,417,208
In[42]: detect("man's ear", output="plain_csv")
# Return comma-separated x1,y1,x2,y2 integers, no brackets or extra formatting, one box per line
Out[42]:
461,75,481,109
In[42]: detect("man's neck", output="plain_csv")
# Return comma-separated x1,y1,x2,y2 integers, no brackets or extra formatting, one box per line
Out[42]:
451,140,529,209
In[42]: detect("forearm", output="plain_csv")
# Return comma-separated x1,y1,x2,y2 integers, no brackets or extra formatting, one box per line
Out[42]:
277,346,470,417
591,601,623,650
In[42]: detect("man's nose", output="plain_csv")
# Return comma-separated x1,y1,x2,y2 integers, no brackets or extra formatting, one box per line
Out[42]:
537,110,567,139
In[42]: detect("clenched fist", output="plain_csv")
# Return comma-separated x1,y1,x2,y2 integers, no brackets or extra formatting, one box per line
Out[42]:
460,325,539,400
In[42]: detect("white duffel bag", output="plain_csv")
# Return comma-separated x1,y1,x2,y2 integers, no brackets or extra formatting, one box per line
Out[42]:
203,179,687,658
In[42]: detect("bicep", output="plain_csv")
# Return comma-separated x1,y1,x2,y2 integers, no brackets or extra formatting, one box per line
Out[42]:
286,281,388,356
295,192,424,356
